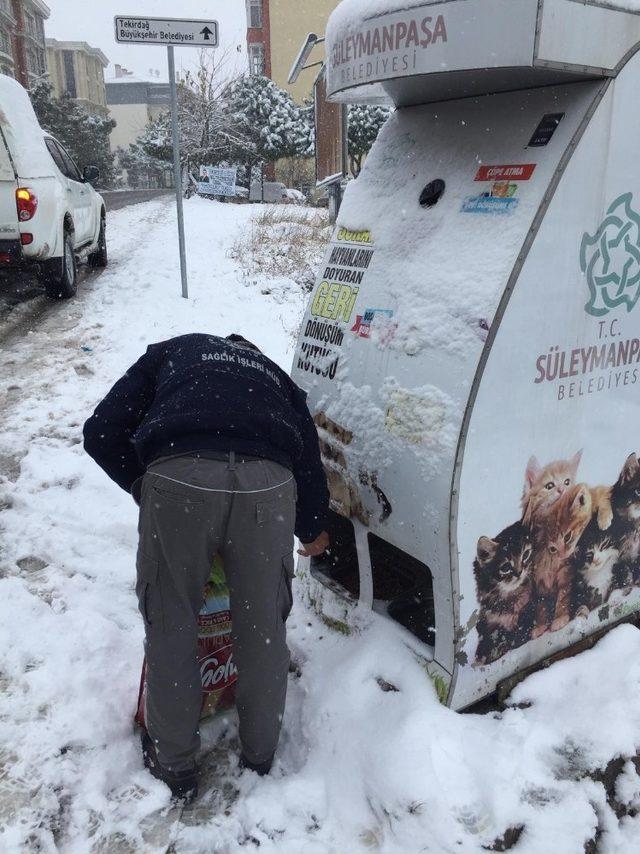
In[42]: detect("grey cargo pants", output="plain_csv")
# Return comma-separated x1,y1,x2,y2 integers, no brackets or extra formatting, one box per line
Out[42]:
136,453,296,772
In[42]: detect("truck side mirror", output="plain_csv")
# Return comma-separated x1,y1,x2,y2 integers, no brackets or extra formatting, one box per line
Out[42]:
83,165,100,184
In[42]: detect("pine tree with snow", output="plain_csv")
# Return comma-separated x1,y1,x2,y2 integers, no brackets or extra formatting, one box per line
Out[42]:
116,135,169,189
29,80,117,187
224,74,313,184
348,104,391,177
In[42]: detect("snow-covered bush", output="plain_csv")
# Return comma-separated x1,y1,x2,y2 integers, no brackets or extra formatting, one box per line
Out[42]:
230,205,331,295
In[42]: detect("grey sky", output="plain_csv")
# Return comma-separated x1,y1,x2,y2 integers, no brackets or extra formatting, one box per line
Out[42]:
46,0,248,81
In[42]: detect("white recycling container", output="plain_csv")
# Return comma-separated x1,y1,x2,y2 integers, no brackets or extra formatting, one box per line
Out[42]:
291,0,640,709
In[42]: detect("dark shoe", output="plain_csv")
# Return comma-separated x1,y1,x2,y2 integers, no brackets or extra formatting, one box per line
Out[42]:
239,752,274,776
141,730,198,804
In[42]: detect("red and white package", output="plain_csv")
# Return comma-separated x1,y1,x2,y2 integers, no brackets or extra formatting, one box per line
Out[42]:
135,555,237,729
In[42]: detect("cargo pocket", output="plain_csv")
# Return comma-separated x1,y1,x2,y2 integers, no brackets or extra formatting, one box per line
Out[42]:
278,553,295,624
135,550,161,629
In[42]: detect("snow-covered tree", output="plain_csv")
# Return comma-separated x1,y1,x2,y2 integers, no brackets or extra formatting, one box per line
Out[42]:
175,52,248,169
29,81,117,187
224,75,313,183
121,66,314,192
119,54,253,187
348,104,391,177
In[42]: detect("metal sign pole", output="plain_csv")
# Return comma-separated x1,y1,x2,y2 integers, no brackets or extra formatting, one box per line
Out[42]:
167,45,188,299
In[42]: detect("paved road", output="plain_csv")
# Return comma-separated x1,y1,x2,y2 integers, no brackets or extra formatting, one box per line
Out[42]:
0,190,172,339
101,188,172,211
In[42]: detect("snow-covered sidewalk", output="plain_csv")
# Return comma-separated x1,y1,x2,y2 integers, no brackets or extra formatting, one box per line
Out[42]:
1,197,640,853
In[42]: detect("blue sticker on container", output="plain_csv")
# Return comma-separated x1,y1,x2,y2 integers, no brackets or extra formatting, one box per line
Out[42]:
461,195,519,215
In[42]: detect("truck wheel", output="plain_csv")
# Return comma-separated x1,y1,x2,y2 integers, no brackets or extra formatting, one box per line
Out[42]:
88,216,107,268
43,231,77,299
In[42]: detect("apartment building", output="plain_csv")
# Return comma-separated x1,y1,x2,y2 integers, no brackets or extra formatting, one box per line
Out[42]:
0,0,49,85
106,66,170,151
46,39,109,116
246,0,338,102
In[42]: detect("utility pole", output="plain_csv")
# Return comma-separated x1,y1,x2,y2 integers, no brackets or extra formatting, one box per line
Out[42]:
167,46,188,299
114,15,219,299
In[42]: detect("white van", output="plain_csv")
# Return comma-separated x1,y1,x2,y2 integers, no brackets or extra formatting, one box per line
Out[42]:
0,74,106,299
249,180,288,203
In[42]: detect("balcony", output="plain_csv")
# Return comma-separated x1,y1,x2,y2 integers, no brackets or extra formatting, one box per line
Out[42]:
0,0,14,27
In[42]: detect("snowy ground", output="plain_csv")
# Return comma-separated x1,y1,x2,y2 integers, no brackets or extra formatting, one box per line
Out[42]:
1,197,640,853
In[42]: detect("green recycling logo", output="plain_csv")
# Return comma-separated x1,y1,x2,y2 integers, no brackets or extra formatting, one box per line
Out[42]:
580,192,640,317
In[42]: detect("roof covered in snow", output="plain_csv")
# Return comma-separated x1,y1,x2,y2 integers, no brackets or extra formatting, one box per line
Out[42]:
0,74,54,180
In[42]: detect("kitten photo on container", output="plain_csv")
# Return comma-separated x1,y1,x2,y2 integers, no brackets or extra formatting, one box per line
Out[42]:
609,452,640,584
521,451,582,528
522,450,612,531
571,520,620,618
473,522,534,665
530,483,592,637
472,450,640,665
569,458,640,617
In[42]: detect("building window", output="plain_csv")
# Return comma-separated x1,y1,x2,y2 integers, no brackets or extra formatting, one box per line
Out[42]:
25,11,36,36
0,26,10,56
63,50,77,97
247,0,262,29
248,44,264,76
26,47,45,76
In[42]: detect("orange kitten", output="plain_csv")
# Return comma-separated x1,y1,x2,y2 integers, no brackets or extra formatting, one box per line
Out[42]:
521,451,582,528
531,483,592,637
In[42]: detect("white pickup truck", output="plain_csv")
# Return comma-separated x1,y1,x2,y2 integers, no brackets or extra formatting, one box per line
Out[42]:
0,74,106,299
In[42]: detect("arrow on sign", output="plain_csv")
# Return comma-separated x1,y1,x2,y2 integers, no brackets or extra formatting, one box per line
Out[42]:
200,26,214,40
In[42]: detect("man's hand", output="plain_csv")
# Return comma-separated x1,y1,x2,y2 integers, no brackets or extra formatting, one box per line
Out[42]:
297,531,330,557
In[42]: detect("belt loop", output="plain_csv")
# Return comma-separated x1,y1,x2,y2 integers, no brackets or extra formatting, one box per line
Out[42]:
229,450,236,470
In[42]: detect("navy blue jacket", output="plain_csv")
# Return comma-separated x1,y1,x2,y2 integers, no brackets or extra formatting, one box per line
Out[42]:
83,334,329,542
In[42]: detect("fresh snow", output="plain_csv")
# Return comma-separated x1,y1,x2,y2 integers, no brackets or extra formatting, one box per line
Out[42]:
1,197,640,852
0,73,55,180
329,0,640,31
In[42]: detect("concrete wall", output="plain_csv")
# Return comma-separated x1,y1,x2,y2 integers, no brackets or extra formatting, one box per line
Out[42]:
269,0,338,102
106,81,170,150
107,102,168,151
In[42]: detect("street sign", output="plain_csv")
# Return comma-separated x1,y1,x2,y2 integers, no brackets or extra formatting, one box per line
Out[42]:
114,15,219,299
114,16,218,47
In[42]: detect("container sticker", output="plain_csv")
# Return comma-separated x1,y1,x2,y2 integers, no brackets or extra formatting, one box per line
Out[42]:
296,230,376,381
314,411,392,525
474,164,536,182
528,112,564,147
463,168,524,214
336,227,373,244
385,389,446,445
461,195,519,215
311,283,360,323
351,307,395,340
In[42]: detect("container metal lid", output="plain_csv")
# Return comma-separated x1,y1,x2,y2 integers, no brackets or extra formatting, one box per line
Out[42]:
326,0,640,106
